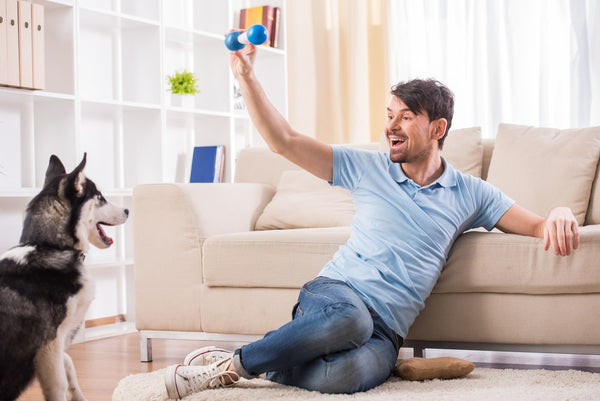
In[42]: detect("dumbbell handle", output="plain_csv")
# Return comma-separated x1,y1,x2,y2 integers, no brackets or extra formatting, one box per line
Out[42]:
236,31,252,45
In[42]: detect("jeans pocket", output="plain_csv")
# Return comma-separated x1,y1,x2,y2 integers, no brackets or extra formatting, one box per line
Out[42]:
291,302,303,319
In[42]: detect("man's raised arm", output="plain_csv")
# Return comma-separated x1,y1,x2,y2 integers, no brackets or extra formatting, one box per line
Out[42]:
229,35,333,182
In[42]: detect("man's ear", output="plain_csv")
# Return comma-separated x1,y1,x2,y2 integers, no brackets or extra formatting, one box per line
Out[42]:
430,118,448,141
44,155,67,187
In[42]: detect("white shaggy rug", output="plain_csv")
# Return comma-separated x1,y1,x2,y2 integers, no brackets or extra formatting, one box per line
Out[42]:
113,367,600,401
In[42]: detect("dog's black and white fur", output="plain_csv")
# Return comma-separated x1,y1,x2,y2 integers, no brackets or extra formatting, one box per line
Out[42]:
0,154,128,401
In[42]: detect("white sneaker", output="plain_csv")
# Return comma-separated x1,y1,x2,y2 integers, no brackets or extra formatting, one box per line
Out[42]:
183,346,233,366
165,358,239,400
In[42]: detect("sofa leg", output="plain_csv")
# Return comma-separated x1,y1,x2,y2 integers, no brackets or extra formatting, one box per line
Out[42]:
413,346,424,358
139,332,153,362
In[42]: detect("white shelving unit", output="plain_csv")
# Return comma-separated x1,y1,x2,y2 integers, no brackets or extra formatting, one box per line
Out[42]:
0,0,287,327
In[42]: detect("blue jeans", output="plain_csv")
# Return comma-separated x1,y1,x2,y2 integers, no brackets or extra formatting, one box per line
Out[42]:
232,277,402,394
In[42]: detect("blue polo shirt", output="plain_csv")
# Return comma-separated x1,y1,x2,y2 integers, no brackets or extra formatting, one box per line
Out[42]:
319,146,514,337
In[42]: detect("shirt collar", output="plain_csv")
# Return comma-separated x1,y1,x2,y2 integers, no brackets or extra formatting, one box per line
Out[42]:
389,157,457,188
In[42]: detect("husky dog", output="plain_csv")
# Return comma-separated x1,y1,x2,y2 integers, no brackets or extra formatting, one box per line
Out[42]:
0,154,129,401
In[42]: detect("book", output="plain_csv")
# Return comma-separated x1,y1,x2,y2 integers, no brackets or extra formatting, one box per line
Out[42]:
239,5,280,48
190,145,225,183
232,79,245,110
270,7,280,48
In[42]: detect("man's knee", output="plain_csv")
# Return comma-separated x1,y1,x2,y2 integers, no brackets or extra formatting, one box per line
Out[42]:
322,302,373,348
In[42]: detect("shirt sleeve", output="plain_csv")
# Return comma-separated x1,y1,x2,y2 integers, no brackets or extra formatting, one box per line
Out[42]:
332,146,375,190
469,178,515,231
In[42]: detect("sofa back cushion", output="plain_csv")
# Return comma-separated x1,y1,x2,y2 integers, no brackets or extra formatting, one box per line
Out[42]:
441,127,483,177
255,170,355,230
481,138,495,181
586,161,600,225
486,124,600,225
235,147,301,187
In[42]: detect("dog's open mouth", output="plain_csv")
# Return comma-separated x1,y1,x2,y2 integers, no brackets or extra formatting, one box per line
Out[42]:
96,223,114,246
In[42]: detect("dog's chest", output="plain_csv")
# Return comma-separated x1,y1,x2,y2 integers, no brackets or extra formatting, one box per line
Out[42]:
62,269,95,333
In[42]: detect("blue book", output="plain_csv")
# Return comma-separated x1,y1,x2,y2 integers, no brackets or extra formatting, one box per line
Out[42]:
190,145,225,183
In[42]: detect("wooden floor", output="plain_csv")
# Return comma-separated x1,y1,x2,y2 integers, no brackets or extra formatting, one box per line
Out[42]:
17,332,218,401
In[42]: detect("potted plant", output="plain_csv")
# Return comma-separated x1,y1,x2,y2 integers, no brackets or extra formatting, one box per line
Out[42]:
167,69,199,107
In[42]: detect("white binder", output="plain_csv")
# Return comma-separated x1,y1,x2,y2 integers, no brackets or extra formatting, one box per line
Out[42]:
31,2,43,89
17,0,32,88
5,0,19,86
0,0,8,85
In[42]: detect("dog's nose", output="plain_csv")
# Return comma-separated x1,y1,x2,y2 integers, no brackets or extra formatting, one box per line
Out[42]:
124,209,130,216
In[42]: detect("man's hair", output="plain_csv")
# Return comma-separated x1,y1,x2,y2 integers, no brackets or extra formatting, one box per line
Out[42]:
390,79,454,149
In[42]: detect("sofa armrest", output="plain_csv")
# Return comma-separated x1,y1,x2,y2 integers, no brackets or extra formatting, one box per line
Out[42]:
132,183,275,332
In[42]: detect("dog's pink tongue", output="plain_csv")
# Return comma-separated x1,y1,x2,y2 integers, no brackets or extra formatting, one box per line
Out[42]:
97,223,114,245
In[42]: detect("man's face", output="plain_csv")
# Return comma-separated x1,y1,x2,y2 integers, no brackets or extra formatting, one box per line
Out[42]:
385,96,437,164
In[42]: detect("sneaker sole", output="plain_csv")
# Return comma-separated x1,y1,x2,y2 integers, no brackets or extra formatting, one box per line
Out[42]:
184,346,231,366
165,364,182,400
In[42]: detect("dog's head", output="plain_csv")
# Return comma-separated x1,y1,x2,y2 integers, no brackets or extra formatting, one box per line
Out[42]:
20,154,129,252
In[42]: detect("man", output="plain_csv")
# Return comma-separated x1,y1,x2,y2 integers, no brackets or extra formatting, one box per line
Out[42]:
163,38,580,399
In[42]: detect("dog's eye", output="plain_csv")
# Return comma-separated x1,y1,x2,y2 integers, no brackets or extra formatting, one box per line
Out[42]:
96,194,105,202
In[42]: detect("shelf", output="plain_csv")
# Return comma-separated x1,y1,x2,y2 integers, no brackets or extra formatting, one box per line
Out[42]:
163,0,228,34
86,258,134,271
163,25,223,44
78,9,161,104
78,0,159,22
36,0,73,7
45,3,75,95
0,188,40,198
0,0,286,323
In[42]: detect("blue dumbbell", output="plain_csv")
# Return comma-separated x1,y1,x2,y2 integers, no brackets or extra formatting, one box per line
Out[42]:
225,24,268,51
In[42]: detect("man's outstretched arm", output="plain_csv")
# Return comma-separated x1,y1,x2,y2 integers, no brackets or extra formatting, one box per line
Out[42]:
495,204,580,256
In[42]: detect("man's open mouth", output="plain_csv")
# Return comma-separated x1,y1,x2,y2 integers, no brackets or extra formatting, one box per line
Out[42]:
389,136,407,148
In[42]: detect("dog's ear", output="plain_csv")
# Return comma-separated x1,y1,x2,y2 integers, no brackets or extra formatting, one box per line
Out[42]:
64,153,87,197
44,155,67,187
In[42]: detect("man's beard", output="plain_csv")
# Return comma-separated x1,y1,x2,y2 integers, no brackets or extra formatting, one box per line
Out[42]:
389,146,432,165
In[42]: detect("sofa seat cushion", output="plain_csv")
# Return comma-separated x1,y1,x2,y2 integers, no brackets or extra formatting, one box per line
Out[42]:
203,227,351,288
435,225,600,295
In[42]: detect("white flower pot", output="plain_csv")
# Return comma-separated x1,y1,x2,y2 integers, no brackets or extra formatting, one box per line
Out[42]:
170,93,195,108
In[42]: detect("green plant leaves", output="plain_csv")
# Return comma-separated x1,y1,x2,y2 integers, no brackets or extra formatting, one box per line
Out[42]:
167,70,199,95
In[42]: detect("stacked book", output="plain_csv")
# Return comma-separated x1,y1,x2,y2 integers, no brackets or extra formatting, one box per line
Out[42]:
238,5,280,48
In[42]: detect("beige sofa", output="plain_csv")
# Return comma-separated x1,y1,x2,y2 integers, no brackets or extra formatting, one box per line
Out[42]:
133,124,600,362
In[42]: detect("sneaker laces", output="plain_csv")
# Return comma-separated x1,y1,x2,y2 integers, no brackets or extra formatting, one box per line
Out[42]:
205,370,239,389
202,352,232,365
